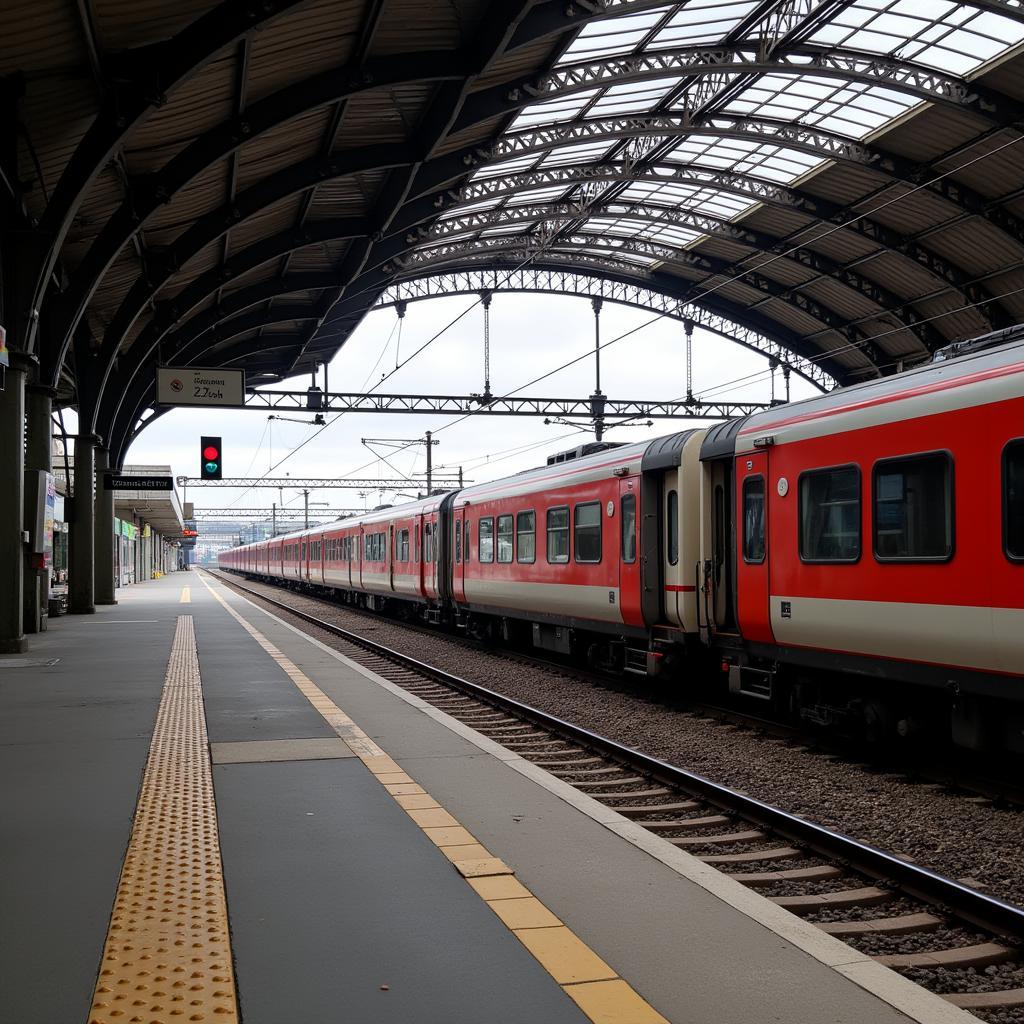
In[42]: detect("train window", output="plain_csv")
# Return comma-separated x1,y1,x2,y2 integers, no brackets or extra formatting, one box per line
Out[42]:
621,494,636,564
667,490,679,566
424,524,432,564
547,507,569,563
517,511,536,563
479,518,494,563
398,529,410,562
574,503,602,564
1004,440,1024,561
800,466,860,562
873,453,952,562
464,520,471,562
742,476,766,564
497,515,513,563
455,520,462,563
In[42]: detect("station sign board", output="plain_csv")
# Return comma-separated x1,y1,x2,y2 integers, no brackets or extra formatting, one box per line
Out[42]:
105,474,174,492
156,366,245,407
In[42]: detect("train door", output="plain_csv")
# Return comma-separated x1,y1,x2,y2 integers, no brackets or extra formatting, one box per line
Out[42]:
618,479,642,625
735,452,773,643
388,524,396,591
357,529,364,589
453,507,465,602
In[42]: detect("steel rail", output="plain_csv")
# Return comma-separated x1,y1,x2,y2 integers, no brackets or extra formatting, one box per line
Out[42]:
205,567,1024,941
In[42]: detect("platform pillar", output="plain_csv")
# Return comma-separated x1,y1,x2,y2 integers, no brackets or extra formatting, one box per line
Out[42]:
0,355,28,651
69,433,97,614
94,447,116,604
23,382,53,633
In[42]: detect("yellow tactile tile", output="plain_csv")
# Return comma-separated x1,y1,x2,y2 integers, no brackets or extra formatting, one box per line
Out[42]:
179,586,191,603
514,927,618,985
88,615,238,1024
405,807,459,828
439,843,493,863
487,897,563,931
453,857,514,879
373,771,415,786
467,875,533,901
394,793,442,811
422,825,476,846
199,573,671,1024
382,782,425,796
565,979,671,1024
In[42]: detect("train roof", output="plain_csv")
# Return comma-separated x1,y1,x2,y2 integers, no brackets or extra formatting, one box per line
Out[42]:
728,332,1024,454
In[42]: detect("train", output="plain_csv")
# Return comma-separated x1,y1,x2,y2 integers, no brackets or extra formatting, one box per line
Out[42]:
220,328,1024,755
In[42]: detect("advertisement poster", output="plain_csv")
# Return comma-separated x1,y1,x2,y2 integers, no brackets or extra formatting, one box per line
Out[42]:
43,473,55,568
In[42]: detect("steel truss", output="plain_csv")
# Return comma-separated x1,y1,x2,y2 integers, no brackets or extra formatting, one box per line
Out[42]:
244,389,774,419
192,508,361,518
373,267,836,390
177,477,465,489
460,44,1020,130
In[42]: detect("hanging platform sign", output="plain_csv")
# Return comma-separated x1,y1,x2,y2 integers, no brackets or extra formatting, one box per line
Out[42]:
105,474,174,492
156,366,245,407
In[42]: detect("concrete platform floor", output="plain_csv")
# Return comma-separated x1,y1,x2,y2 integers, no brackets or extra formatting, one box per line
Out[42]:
0,572,973,1024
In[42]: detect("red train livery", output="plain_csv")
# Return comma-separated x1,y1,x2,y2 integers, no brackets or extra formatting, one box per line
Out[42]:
221,330,1024,754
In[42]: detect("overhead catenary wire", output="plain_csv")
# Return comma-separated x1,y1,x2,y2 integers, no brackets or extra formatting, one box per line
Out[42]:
218,127,1024,498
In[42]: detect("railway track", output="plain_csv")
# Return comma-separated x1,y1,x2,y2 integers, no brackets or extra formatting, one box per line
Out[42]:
206,568,1024,1018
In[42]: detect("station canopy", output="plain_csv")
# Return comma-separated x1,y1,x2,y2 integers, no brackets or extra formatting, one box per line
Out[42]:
6,0,1024,450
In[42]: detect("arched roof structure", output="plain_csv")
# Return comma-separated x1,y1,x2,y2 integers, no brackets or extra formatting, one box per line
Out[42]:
4,0,1024,461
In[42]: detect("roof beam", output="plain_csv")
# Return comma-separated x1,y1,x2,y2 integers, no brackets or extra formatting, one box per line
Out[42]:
399,232,891,369
456,44,1024,133
419,199,947,349
27,0,309,355
373,265,837,390
286,0,540,373
430,161,1008,324
44,51,467,385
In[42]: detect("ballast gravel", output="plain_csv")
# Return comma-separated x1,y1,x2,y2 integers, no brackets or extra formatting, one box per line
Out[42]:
214,576,1024,908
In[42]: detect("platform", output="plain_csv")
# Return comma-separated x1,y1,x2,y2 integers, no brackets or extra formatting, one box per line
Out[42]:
0,572,972,1024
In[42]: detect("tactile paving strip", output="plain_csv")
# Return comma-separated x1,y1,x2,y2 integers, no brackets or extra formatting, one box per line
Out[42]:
88,615,238,1024
201,574,669,1024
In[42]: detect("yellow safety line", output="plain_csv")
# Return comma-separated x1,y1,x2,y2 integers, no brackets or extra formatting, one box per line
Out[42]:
88,615,238,1024
199,574,668,1024
179,586,191,603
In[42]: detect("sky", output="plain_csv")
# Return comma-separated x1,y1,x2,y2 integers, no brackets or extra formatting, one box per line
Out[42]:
79,292,820,531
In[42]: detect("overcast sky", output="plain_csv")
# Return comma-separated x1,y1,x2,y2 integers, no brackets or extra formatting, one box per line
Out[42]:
74,293,819,526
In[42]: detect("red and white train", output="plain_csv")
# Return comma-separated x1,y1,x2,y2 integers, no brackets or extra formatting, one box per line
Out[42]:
220,330,1024,753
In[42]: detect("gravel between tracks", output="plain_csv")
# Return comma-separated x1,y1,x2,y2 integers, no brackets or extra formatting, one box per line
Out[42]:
213,574,1024,908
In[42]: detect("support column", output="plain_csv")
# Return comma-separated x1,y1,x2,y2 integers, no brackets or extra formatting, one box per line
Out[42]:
0,356,28,651
23,382,54,633
94,447,116,604
69,433,97,614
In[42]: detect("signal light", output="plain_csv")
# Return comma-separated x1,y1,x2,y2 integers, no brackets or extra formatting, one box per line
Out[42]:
200,436,222,480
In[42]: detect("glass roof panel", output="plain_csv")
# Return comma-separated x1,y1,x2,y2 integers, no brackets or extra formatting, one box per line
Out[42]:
425,0,1024,286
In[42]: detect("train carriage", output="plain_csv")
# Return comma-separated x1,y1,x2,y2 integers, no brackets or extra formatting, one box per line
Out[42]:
220,328,1024,754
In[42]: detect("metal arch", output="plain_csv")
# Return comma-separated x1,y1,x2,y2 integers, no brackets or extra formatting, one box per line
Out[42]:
455,44,1024,133
508,0,1024,52
80,219,367,434
328,250,853,385
87,145,408,388
425,161,1008,324
373,266,837,391
44,52,465,386
284,0,540,374
27,0,309,356
419,200,946,349
94,277,338,438
399,232,892,367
